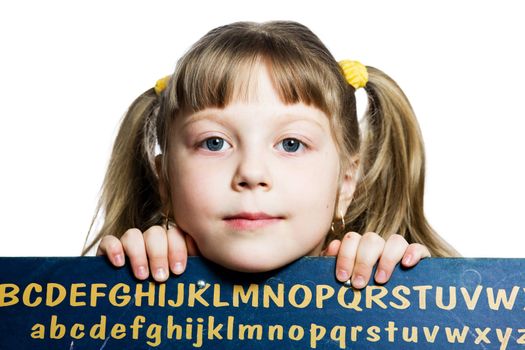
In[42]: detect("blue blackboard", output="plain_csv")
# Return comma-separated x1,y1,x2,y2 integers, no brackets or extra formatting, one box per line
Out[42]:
1,257,524,349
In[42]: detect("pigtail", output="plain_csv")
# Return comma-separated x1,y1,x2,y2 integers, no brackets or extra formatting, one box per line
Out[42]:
82,89,163,255
345,66,459,257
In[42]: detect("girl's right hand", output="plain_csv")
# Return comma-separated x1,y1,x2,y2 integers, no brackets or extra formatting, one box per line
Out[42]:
96,225,198,282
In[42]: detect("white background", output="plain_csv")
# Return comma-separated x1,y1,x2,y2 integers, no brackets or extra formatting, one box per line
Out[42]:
0,0,524,257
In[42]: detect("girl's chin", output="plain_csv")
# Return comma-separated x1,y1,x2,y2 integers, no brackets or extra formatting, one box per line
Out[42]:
206,250,301,273
194,237,325,273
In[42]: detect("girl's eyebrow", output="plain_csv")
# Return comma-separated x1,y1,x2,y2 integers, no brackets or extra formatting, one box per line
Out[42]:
181,110,228,128
182,109,327,130
276,113,327,131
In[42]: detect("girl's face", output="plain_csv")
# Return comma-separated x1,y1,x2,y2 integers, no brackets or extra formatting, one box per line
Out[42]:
164,64,355,272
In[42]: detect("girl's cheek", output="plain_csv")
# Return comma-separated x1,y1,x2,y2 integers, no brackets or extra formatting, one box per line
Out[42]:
173,160,229,204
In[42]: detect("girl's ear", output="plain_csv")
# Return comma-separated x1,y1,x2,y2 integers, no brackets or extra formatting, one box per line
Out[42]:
337,156,359,217
155,155,169,208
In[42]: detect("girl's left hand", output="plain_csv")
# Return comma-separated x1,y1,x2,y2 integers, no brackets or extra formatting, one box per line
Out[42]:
322,232,431,289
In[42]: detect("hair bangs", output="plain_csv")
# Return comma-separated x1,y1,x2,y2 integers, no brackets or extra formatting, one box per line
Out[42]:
168,22,342,120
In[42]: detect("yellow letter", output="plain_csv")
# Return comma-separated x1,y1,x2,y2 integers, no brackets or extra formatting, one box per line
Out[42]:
460,285,482,310
496,328,512,350
22,283,42,307
131,315,146,339
111,323,126,340
289,325,305,341
263,284,284,307
166,315,183,339
239,324,263,340
0,284,19,307
89,283,107,307
135,282,156,307
167,283,185,307
70,324,85,339
385,321,398,342
487,286,519,311
310,324,326,348
188,283,210,307
316,285,334,308
109,283,131,307
413,285,432,310
330,326,347,349
233,284,258,307
402,326,418,343
390,285,410,309
193,317,204,347
30,323,45,339
337,287,362,311
157,283,165,307
289,285,313,308
366,326,380,342
366,286,387,309
436,286,457,310
146,324,162,347
50,315,66,339
268,324,284,340
423,326,440,343
46,283,66,307
213,284,229,307
445,326,468,343
89,315,107,339
70,283,87,307
207,316,223,340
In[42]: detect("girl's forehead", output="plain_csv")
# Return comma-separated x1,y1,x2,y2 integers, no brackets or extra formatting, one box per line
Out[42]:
211,64,330,118
227,61,282,104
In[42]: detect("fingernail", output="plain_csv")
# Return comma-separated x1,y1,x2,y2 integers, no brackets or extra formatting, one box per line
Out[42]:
375,269,387,283
114,254,123,266
155,268,167,281
352,275,365,289
172,262,184,275
336,269,349,281
137,265,148,279
403,255,413,266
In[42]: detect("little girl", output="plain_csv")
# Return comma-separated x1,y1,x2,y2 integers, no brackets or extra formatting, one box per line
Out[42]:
84,21,458,289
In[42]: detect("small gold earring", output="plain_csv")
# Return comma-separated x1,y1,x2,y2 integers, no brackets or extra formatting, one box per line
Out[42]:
340,210,346,231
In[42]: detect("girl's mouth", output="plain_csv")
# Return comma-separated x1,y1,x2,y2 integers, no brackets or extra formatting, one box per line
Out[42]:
223,212,284,230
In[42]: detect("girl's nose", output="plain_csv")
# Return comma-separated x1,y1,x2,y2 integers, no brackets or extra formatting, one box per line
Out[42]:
231,152,272,192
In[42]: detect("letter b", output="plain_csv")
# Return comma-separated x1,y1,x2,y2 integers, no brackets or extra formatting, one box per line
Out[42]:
50,315,66,339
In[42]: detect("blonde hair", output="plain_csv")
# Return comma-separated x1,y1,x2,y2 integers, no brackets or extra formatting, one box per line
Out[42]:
83,21,458,257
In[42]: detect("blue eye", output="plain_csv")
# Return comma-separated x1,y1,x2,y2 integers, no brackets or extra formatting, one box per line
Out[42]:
279,138,303,153
201,137,230,152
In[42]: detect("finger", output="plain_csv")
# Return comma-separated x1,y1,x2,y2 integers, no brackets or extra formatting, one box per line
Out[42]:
96,235,125,267
143,225,169,282
167,225,187,275
375,234,409,284
322,239,341,257
121,228,149,280
185,234,200,256
335,232,361,282
351,232,385,289
402,243,431,267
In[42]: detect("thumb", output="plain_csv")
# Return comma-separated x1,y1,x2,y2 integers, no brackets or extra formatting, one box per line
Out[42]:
322,239,341,256
185,234,200,256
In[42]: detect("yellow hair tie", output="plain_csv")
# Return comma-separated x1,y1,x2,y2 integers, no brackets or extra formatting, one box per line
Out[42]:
338,60,368,89
154,75,171,96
